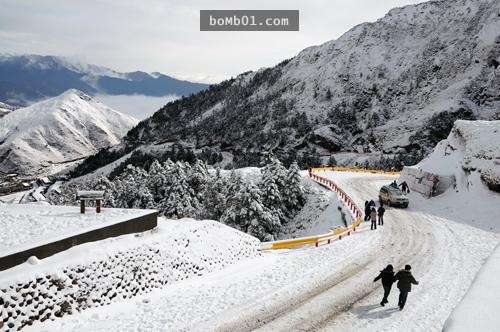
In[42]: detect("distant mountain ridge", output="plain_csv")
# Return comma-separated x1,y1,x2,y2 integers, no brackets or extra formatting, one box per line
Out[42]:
0,55,209,106
72,0,499,177
0,89,138,176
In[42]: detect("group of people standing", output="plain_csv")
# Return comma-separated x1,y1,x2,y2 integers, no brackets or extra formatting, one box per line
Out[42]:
373,264,419,310
364,200,385,230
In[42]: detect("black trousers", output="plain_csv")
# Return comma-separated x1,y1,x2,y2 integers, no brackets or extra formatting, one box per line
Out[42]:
371,219,377,230
398,291,409,308
378,215,384,225
381,284,392,304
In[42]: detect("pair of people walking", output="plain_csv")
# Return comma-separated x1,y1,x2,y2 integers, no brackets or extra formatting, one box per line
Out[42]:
368,203,385,230
373,264,419,310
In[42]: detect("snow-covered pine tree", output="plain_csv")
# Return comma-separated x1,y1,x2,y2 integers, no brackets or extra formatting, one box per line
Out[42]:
221,181,280,241
259,157,288,222
282,162,306,216
158,161,200,218
94,176,116,207
146,159,168,203
112,165,152,208
203,167,229,220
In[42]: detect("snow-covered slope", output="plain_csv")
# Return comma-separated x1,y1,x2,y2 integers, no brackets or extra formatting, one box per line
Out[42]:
0,89,138,176
0,101,16,118
75,0,499,175
0,217,260,331
417,120,500,191
444,243,500,332
405,120,500,231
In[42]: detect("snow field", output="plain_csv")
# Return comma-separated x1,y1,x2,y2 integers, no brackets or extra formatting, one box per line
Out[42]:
0,218,260,331
444,243,500,331
31,222,381,331
0,204,155,257
317,172,498,331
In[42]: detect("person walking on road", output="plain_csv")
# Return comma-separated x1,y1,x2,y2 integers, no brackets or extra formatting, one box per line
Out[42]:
373,264,395,306
369,199,376,209
394,264,419,310
364,201,371,221
370,207,377,230
338,206,348,228
378,204,386,226
399,181,410,194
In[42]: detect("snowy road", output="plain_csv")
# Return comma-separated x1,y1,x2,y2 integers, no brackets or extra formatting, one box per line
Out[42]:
254,172,497,331
34,171,498,332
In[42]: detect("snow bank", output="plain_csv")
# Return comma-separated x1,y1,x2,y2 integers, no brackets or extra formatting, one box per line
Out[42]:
416,120,500,190
444,243,500,332
0,218,260,331
400,120,500,232
0,204,154,257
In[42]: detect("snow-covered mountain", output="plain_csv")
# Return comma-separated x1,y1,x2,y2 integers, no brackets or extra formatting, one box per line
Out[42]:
73,0,500,176
0,101,16,118
0,89,138,176
0,54,209,106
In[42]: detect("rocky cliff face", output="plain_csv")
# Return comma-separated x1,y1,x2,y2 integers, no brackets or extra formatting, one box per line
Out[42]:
77,0,500,175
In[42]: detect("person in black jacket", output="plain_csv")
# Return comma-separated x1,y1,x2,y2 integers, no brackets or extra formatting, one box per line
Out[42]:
373,264,395,306
394,264,419,310
377,204,386,226
364,201,370,221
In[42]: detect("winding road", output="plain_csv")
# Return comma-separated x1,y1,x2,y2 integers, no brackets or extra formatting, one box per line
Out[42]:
34,171,498,332
215,172,497,331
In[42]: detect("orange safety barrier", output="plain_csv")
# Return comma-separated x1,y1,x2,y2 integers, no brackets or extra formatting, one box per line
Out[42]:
261,168,366,250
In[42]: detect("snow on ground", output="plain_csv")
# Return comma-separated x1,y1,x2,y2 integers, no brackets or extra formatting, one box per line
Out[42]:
316,171,498,332
443,243,500,331
1,218,259,330
0,204,154,257
5,166,497,331
0,190,30,204
408,120,500,232
280,175,347,239
31,219,381,332
30,170,498,331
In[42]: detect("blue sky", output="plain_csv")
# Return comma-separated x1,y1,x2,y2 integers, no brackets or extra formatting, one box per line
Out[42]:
0,0,425,83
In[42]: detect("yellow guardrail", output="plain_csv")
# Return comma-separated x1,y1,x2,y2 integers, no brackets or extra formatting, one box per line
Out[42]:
311,166,401,176
261,217,364,250
261,166,384,251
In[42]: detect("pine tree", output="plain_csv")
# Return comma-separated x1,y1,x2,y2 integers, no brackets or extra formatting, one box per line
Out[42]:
283,162,306,216
158,162,200,218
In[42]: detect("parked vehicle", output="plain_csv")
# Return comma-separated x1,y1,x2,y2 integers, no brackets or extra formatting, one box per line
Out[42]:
379,185,409,208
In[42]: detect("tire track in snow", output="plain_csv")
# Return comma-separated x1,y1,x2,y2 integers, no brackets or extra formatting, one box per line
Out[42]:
318,174,497,332
252,175,434,331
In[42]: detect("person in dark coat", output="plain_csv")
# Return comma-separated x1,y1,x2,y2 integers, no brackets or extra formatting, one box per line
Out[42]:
377,204,386,226
373,264,395,306
390,180,398,188
370,207,377,230
394,264,419,310
369,199,376,208
338,206,348,228
364,201,371,221
399,181,410,194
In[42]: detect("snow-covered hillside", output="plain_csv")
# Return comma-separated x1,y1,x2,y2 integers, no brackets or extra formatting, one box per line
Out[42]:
75,0,500,175
403,120,500,231
0,89,138,176
0,101,16,118
0,217,260,331
417,120,500,189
